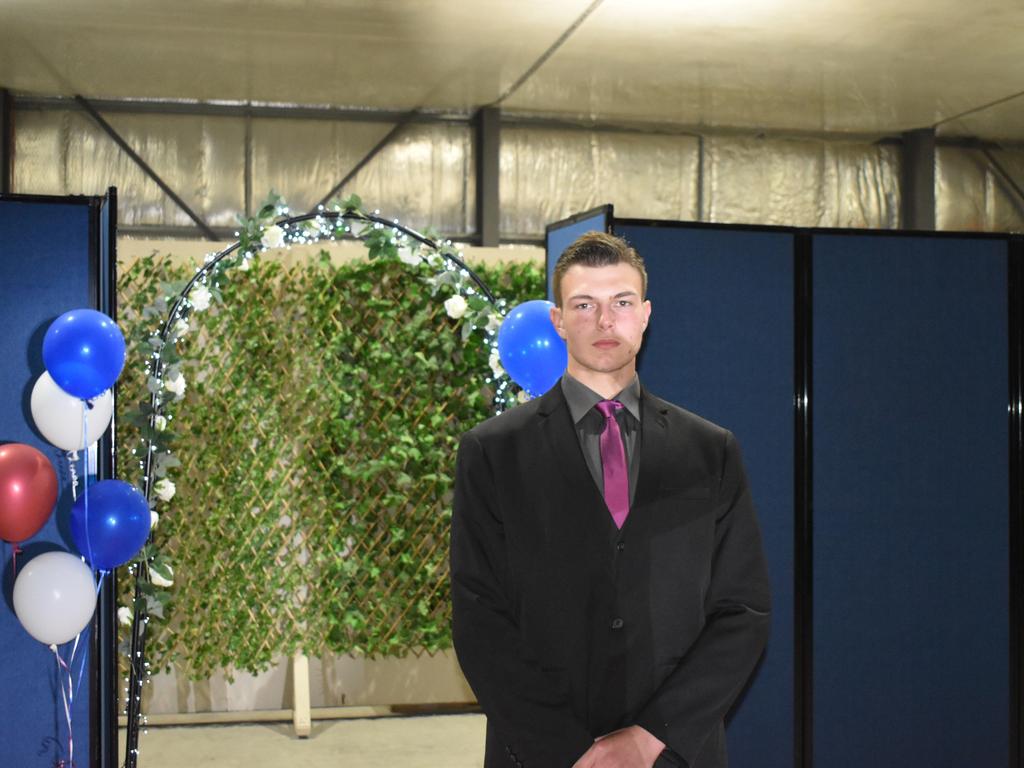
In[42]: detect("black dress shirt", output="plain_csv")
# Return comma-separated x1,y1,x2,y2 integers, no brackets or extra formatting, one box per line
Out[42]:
560,372,641,505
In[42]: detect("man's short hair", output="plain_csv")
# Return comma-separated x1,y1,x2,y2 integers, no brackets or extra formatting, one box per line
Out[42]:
552,231,648,307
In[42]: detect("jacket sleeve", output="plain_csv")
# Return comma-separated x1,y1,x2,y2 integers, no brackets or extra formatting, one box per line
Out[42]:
633,430,772,767
450,430,594,767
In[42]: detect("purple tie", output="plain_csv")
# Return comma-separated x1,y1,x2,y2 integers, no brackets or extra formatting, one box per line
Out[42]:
596,400,629,529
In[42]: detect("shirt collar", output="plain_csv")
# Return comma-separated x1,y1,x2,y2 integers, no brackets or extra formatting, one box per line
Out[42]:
560,372,641,425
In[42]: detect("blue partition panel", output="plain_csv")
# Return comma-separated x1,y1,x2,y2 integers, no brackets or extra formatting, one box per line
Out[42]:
615,224,794,768
812,235,1008,767
0,199,96,767
545,207,611,301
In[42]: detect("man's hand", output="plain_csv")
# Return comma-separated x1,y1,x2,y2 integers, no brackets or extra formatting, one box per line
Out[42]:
571,725,665,768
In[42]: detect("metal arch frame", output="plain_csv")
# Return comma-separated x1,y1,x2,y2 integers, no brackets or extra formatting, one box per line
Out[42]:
122,207,498,768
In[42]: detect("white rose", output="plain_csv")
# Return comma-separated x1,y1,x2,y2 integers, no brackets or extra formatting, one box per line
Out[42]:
517,390,532,404
397,245,421,266
154,478,176,502
149,564,174,588
173,318,189,338
489,351,505,379
485,313,503,334
444,295,468,319
154,415,168,432
117,606,133,626
165,375,186,399
150,510,160,529
190,285,212,312
261,224,286,249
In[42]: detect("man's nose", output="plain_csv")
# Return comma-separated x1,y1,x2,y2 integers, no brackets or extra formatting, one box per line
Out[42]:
597,306,614,328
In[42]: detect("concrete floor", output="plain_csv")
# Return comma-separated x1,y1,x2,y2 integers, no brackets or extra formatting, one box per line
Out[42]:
120,713,486,768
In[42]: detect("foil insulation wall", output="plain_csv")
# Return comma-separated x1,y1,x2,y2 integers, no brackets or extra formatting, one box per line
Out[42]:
14,109,475,236
249,118,475,236
11,108,1024,237
15,109,246,228
936,146,1024,232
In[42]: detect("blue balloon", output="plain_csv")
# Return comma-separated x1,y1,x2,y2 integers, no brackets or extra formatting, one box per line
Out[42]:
497,300,567,397
43,309,126,400
71,480,151,571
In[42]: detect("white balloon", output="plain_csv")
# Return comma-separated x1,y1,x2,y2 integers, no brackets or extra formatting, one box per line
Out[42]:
30,371,113,452
13,551,97,645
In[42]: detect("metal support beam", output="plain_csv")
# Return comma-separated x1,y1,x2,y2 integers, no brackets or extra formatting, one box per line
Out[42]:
313,109,420,211
19,93,1020,148
1,88,13,193
73,94,218,240
244,105,253,217
474,106,500,247
900,127,936,230
696,134,705,221
19,94,464,125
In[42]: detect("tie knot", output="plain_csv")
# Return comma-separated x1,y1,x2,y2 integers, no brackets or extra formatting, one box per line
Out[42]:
596,400,623,419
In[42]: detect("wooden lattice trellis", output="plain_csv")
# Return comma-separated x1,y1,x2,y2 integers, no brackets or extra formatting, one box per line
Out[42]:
116,250,542,680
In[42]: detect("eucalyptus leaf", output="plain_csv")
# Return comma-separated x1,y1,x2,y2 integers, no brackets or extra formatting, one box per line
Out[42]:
144,593,166,619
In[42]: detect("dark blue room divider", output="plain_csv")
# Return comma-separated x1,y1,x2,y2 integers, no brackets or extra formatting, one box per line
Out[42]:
0,191,118,768
546,209,1022,768
610,221,795,768
811,234,1009,767
545,205,612,301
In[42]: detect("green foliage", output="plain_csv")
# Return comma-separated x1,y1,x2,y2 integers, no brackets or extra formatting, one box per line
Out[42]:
117,246,543,678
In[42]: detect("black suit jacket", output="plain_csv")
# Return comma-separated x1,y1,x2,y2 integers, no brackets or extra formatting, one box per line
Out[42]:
450,383,771,768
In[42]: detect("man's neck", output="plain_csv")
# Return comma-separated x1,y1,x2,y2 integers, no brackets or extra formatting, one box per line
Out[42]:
565,364,637,400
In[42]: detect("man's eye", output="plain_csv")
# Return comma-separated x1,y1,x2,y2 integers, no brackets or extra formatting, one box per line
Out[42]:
575,303,591,310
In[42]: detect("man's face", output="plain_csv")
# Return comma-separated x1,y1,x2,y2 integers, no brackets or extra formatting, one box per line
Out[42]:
549,262,652,381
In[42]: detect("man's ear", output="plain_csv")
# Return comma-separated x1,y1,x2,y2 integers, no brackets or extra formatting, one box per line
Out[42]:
550,305,566,339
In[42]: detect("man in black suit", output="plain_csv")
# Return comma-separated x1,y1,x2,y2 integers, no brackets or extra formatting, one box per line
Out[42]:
450,232,770,768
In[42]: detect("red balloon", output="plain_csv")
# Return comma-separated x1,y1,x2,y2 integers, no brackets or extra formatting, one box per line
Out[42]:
0,444,58,542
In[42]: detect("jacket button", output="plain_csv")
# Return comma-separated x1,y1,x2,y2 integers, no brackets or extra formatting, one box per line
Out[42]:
616,541,625,551
611,617,624,629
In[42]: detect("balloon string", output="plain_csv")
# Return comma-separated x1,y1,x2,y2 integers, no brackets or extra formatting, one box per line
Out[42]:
11,542,22,582
70,570,106,702
51,644,74,768
81,405,95,572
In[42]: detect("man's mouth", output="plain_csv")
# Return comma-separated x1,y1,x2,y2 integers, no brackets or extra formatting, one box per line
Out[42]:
593,339,620,349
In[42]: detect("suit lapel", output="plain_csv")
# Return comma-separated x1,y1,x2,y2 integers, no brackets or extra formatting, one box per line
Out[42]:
633,387,671,512
536,384,601,502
